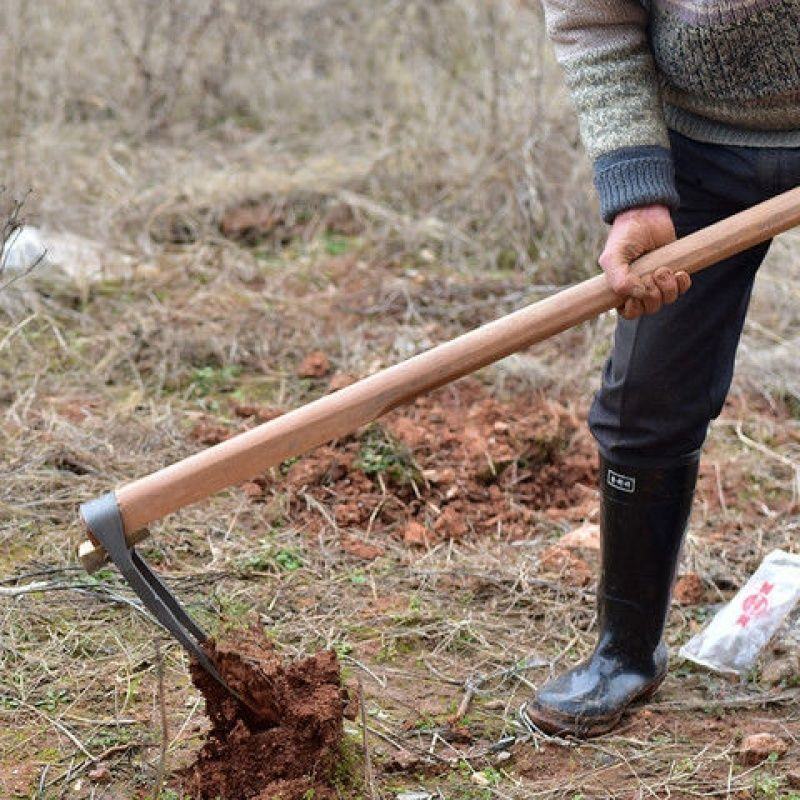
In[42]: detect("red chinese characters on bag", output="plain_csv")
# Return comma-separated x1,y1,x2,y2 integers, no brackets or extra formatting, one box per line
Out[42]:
736,581,774,628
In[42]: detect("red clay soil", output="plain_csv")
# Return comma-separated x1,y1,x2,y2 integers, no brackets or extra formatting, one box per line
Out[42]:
180,632,347,800
242,378,598,544
191,377,797,557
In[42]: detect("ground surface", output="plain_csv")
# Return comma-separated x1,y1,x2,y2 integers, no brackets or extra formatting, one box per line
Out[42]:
0,5,799,793
1,194,799,799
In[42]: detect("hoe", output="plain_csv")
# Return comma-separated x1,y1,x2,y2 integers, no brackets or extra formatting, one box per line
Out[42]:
78,187,800,705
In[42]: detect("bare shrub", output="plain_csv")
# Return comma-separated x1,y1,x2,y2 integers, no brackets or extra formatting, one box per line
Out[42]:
108,0,224,135
0,189,45,290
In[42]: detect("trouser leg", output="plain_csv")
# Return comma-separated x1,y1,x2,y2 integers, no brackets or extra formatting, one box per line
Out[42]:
589,132,776,466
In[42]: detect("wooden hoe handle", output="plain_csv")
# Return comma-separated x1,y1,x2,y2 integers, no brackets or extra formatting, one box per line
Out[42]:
78,186,800,571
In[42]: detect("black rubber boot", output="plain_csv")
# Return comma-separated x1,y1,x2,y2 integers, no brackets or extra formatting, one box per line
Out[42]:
520,455,700,738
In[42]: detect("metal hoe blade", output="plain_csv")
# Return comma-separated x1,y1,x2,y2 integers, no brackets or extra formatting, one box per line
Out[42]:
80,492,252,710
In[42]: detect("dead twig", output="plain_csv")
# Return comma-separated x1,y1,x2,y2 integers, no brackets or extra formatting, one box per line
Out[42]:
152,639,169,800
0,188,46,291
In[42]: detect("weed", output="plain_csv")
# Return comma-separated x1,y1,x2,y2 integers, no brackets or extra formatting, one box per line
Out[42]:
334,641,353,658
239,541,302,574
38,688,69,713
413,714,437,732
87,567,116,583
280,456,301,475
332,734,365,796
90,727,137,750
349,570,368,585
753,773,784,798
157,791,185,800
782,391,800,419
376,634,416,663
214,594,252,622
274,548,303,572
479,767,503,786
355,425,420,486
323,233,351,256
189,365,242,397
240,547,275,573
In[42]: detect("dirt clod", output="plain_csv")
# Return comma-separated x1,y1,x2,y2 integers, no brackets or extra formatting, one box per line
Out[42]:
673,573,705,606
402,520,429,547
180,632,346,800
328,372,356,392
558,522,600,551
87,764,111,783
739,732,789,766
190,420,232,446
341,536,384,560
538,545,593,588
298,350,332,378
219,194,361,247
760,654,800,686
233,404,284,423
241,481,264,499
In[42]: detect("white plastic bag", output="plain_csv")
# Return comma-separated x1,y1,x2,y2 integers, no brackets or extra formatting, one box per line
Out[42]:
680,549,800,674
1,225,48,274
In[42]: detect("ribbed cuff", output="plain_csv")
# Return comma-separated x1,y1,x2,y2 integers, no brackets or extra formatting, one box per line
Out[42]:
593,145,680,223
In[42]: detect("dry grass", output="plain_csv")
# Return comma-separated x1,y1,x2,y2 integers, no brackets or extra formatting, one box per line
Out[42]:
0,2,799,799
0,0,601,280
0,213,798,798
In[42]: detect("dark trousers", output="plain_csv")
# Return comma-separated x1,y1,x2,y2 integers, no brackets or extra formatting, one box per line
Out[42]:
589,132,800,467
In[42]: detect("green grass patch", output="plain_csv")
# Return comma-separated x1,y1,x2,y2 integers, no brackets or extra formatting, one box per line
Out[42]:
355,425,420,486
238,542,304,574
189,364,242,397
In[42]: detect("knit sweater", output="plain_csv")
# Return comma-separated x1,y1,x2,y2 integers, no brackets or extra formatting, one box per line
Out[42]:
542,0,800,221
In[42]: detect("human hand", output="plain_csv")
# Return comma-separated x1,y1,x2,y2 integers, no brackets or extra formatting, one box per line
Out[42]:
598,204,690,320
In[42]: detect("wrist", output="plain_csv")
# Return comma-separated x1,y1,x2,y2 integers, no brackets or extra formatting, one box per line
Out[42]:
614,204,673,225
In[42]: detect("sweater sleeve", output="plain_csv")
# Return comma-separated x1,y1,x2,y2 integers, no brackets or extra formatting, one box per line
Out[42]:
541,0,680,222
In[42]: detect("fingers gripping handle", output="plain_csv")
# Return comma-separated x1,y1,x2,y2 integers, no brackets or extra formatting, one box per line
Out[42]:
77,186,800,569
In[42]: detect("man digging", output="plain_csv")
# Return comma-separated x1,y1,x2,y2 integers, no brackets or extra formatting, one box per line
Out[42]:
521,2,800,736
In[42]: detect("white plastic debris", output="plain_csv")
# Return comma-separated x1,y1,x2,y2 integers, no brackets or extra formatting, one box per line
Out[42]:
42,229,129,281
680,549,800,674
1,225,140,287
1,225,49,274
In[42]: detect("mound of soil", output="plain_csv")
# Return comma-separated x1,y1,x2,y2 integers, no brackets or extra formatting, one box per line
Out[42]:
250,379,597,544
180,632,347,800
219,192,361,247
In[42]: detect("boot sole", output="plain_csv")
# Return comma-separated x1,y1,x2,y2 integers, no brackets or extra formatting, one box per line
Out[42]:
518,671,666,739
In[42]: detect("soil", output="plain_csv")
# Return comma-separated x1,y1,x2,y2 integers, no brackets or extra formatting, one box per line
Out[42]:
179,631,348,800
218,192,362,247
511,708,799,796
297,350,332,378
236,378,598,546
187,378,799,563
673,572,706,605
